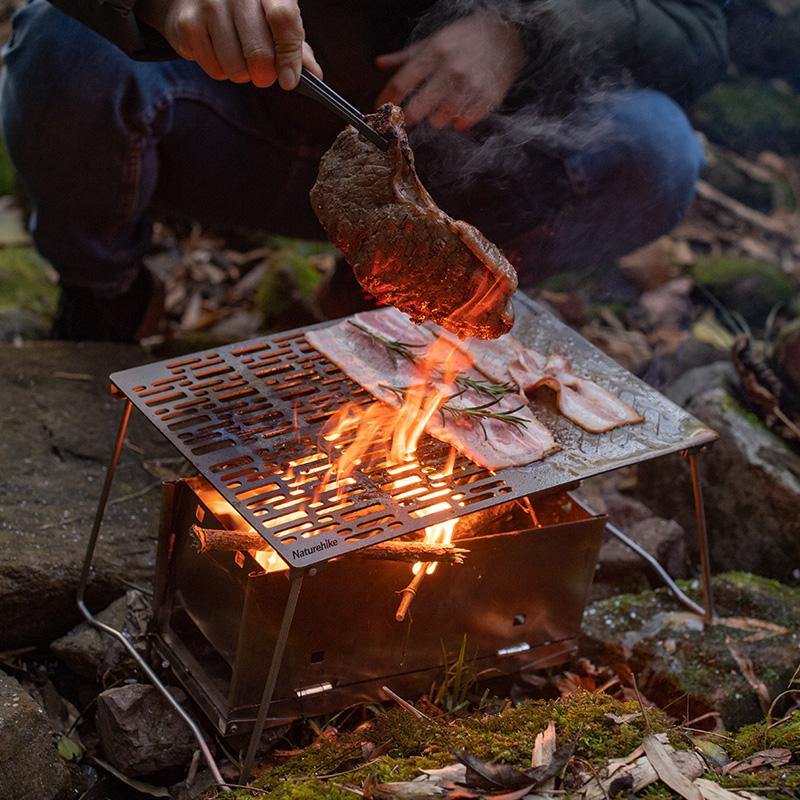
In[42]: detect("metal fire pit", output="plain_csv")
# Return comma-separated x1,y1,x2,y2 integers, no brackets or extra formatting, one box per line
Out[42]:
152,478,604,738
77,293,718,784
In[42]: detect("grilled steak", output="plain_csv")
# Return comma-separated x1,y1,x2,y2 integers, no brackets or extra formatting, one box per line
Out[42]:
309,104,517,340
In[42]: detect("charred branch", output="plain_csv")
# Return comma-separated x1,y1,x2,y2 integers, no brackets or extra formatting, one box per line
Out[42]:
191,525,468,564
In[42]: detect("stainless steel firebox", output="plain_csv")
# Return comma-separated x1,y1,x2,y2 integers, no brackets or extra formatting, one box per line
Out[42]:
151,477,605,737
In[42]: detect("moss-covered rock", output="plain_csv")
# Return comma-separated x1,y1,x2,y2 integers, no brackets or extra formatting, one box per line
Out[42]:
691,255,795,326
702,151,796,214
582,573,800,729
0,246,56,315
0,137,16,198
693,81,800,155
255,238,332,329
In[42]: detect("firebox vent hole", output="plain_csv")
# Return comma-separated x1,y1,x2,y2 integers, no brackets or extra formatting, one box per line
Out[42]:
512,614,526,627
310,650,325,664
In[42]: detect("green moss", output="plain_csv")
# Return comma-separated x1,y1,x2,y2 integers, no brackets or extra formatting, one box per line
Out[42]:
732,714,800,760
719,393,769,432
702,153,796,213
691,255,794,325
255,241,328,323
0,246,57,315
0,136,16,197
694,81,800,155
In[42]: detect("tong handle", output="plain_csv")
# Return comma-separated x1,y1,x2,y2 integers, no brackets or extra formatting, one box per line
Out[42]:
295,69,389,152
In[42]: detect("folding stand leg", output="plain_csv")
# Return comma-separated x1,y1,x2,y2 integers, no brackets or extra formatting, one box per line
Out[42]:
241,571,305,783
77,400,228,789
687,449,715,623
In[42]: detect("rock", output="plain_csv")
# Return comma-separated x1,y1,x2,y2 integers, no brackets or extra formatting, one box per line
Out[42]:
0,342,171,649
51,594,128,680
642,340,731,391
637,364,800,581
99,589,153,681
691,256,795,326
0,670,75,800
0,246,56,327
96,684,198,775
702,148,794,215
582,573,800,729
693,80,800,155
776,317,800,391
578,474,689,599
0,307,50,341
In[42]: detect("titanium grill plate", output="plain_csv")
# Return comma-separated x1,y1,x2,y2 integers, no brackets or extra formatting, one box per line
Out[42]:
111,294,716,568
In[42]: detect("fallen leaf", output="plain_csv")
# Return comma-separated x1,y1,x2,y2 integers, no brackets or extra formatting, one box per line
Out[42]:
604,712,642,725
57,735,82,762
715,616,789,639
726,638,771,714
420,765,467,783
723,747,792,775
531,721,556,768
642,734,702,800
688,735,730,769
695,777,768,800
455,751,533,791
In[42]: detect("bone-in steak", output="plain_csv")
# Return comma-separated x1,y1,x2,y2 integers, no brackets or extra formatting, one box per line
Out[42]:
310,104,517,340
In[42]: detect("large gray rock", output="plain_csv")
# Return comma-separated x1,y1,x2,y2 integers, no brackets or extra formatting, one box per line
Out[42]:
0,671,74,800
50,594,129,680
96,684,197,775
582,573,800,729
0,342,171,648
638,363,800,581
577,473,689,598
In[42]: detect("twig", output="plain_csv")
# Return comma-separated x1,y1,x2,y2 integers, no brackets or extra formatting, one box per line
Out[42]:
395,568,429,622
381,685,431,721
631,673,652,733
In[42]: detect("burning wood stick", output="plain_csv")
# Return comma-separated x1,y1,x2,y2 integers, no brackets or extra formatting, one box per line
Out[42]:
191,526,468,564
395,566,431,622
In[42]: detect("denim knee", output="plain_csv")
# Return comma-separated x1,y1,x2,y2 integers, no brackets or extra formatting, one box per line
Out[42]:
564,89,703,247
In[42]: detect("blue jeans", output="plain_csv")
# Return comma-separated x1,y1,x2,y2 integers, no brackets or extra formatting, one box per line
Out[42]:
1,0,703,296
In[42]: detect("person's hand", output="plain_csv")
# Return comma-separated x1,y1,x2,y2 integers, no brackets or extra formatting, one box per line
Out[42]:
375,11,524,130
137,0,322,88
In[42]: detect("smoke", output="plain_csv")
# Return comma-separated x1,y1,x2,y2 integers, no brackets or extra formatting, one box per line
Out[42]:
403,0,633,243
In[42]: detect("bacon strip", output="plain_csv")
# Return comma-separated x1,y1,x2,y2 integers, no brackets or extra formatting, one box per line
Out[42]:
305,308,559,469
428,326,644,434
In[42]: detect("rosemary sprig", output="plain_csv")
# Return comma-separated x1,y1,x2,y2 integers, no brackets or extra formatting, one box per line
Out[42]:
454,375,517,401
348,321,423,361
350,321,515,401
378,384,530,432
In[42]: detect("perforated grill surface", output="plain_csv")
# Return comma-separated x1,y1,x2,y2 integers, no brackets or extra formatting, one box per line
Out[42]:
111,295,716,568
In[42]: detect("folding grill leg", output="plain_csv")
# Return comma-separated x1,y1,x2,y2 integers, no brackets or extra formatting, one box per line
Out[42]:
76,400,229,790
241,570,305,783
687,449,715,623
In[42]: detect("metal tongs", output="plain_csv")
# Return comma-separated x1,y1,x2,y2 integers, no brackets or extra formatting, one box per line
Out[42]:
295,68,389,151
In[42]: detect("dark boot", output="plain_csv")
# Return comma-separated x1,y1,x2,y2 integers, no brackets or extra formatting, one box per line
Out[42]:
51,267,164,343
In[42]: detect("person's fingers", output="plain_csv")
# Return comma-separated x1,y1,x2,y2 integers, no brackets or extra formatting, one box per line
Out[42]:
403,73,450,127
207,4,249,82
233,0,276,86
181,18,227,80
263,0,305,89
301,41,323,79
374,44,417,71
375,54,433,107
428,100,460,130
